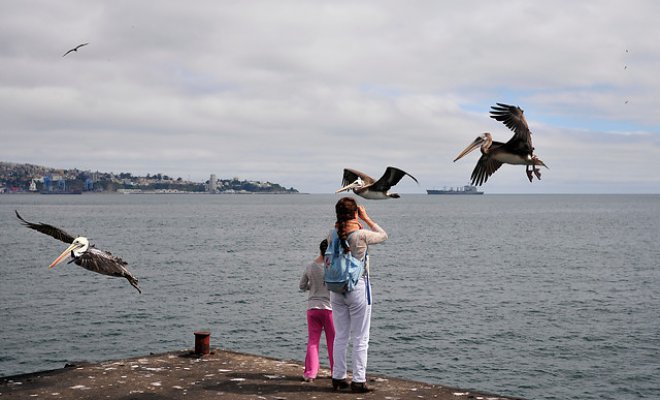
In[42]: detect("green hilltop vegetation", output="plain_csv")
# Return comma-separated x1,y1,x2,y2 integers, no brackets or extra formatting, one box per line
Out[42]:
0,161,299,194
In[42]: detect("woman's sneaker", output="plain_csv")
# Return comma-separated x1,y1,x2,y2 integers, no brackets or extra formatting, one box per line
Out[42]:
350,381,372,393
332,378,349,390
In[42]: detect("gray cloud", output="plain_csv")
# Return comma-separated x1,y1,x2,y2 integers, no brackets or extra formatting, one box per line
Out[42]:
1,1,659,193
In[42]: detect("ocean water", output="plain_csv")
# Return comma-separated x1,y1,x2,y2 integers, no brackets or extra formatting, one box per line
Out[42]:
1,193,658,400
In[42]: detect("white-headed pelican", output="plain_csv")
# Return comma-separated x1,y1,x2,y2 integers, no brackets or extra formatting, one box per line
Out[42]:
16,210,141,293
335,166,418,199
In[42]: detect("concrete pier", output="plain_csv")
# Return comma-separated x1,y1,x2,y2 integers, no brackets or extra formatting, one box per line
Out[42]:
0,349,524,400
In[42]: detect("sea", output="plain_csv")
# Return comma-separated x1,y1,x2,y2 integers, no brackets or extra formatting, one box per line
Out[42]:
1,193,658,400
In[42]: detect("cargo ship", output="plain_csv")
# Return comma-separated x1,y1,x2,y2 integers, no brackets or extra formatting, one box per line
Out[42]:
427,184,484,195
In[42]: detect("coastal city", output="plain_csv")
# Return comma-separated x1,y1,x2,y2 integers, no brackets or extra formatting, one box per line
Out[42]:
0,162,298,194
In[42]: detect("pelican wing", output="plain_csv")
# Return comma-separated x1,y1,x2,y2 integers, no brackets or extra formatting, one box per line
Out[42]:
470,154,504,186
74,247,141,293
342,168,375,186
371,166,419,191
16,210,76,244
490,103,533,152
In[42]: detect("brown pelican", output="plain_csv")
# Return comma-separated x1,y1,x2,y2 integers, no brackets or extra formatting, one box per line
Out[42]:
62,42,89,57
453,103,547,186
335,166,418,199
15,210,141,293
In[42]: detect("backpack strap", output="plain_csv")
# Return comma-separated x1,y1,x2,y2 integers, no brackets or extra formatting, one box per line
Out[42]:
343,230,369,280
344,230,371,304
341,230,367,261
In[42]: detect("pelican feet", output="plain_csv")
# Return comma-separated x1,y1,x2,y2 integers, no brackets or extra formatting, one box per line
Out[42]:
525,155,544,182
531,155,544,181
525,166,543,182
526,166,542,182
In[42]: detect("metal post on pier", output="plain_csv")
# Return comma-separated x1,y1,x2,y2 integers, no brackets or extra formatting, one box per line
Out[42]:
194,331,211,355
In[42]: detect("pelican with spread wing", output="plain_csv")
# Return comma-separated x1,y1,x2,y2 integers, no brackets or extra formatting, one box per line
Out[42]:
16,210,141,293
335,166,418,199
453,103,547,186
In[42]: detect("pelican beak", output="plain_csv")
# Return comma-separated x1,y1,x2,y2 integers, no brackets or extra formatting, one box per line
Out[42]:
49,242,81,269
335,178,362,193
453,137,484,162
335,182,358,193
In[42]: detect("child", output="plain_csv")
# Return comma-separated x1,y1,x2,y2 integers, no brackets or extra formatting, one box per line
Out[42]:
299,239,335,381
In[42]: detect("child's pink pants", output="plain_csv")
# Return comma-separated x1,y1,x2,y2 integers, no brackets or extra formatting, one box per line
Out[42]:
304,309,335,379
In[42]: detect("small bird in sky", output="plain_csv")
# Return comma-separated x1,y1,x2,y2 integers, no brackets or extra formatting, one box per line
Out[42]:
62,42,89,57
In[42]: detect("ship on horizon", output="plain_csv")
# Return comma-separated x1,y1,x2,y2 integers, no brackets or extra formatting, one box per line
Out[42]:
427,184,484,195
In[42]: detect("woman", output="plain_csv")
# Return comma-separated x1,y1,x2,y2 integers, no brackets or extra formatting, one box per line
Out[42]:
328,197,388,393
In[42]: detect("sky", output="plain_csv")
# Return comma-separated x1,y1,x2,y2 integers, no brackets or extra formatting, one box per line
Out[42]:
1,1,659,194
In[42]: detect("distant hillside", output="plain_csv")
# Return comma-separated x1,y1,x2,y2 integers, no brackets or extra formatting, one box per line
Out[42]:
0,162,299,194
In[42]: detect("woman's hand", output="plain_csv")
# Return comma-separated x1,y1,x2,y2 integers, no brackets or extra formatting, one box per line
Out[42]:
357,205,370,221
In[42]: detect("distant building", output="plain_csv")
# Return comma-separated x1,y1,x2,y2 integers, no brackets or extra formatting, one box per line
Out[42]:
208,174,217,193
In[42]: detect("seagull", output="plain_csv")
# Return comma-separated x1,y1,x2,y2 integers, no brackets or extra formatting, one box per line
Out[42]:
62,42,89,57
335,166,418,199
453,103,547,186
16,210,141,293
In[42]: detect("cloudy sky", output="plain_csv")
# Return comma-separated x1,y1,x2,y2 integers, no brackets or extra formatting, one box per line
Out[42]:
2,1,659,193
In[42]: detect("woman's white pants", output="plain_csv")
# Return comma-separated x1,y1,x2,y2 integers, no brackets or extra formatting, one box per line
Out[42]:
330,276,371,383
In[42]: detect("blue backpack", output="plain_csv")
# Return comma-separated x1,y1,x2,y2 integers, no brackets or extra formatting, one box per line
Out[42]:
324,230,367,293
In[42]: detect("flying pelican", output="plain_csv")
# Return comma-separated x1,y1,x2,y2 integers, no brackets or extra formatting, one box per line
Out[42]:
335,166,418,199
453,103,547,186
62,42,89,57
15,210,141,293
